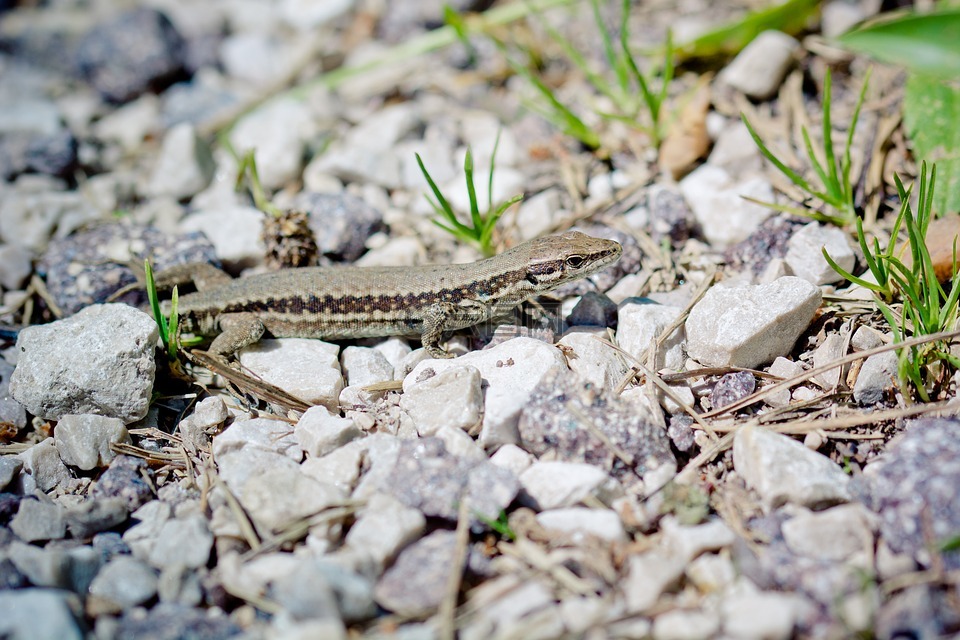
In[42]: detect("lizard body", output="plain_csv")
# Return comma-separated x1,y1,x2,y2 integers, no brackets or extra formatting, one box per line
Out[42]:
170,231,622,358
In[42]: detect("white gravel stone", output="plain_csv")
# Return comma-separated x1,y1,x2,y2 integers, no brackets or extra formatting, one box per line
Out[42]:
784,222,855,285
0,589,82,640
734,424,852,509
295,406,363,458
0,99,61,136
340,346,394,387
720,30,800,99
661,516,736,561
721,588,799,639
0,187,98,251
179,206,264,270
280,0,353,29
653,609,721,640
679,164,774,247
536,507,626,542
686,552,737,593
557,328,629,388
488,443,534,475
238,338,343,411
10,499,66,542
54,414,130,470
853,351,898,405
342,492,426,571
404,337,569,447
88,556,158,613
622,550,686,613
685,277,822,368
460,576,557,640
372,338,413,372
146,122,214,200
148,515,213,570
518,461,608,510
212,416,301,461
766,357,804,407
18,438,71,492
10,304,157,423
433,424,486,463
812,332,846,389
515,189,561,241
400,364,483,436
822,0,869,37
781,503,876,563
91,94,160,152
617,299,686,371
851,325,885,352
707,120,765,177
230,98,314,190
0,244,33,290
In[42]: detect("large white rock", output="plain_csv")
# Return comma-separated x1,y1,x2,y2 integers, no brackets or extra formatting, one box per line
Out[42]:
784,222,856,285
617,298,685,371
557,329,630,388
679,164,774,247
685,277,821,368
400,365,483,436
720,30,800,99
239,338,343,411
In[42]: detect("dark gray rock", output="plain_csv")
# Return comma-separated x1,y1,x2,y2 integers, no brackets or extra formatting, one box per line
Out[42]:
725,215,805,276
7,540,101,594
75,8,186,103
518,369,675,480
710,371,757,410
92,531,131,562
39,223,217,316
567,291,618,328
0,494,20,525
648,183,697,245
854,417,960,570
374,530,461,617
0,588,83,640
10,498,66,542
667,415,695,452
161,81,241,129
297,191,385,262
65,498,129,539
92,455,155,510
0,457,22,492
0,557,27,590
24,129,77,178
114,603,241,640
88,555,158,613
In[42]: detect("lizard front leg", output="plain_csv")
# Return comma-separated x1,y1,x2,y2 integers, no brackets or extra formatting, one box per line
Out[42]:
209,313,266,359
420,300,489,358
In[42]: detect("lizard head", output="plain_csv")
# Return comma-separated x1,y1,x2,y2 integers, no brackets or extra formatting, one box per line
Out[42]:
520,231,622,291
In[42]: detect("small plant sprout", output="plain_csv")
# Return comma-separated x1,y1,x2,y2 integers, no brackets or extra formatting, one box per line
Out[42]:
825,164,960,402
416,132,523,257
743,69,870,226
144,259,180,362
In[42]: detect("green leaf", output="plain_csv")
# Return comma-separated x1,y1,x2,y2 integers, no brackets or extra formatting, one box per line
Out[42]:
903,76,960,216
837,10,960,78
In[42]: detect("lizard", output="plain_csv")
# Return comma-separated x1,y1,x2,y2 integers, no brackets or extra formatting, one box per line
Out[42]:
163,230,622,360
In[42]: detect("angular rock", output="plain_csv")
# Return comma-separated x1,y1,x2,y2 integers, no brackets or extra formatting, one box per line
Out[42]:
720,30,800,100
88,556,158,615
10,304,158,423
0,589,82,640
404,337,568,447
114,603,240,640
784,222,855,285
567,291,618,328
75,7,186,103
92,455,154,510
230,97,313,190
853,351,898,405
518,369,675,480
679,164,774,247
781,503,875,562
617,298,685,371
146,122,214,199
65,497,129,539
685,277,821,368
0,456,22,491
296,191,385,262
518,461,609,510
54,414,130,470
536,507,626,542
212,417,300,462
622,550,686,613
295,406,363,458
710,371,756,410
342,492,426,572
18,438,71,492
238,338,343,411
400,365,483,436
147,515,213,570
374,530,461,618
721,588,799,639
10,499,67,542
734,424,852,509
558,329,630,389
178,206,263,271
653,609,721,640
340,346,394,387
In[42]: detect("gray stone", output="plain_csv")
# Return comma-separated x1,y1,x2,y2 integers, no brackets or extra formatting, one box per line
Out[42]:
65,497,129,539
653,609,721,640
297,191,384,262
781,503,875,562
567,291,618,328
622,550,686,613
238,338,343,411
400,364,483,436
178,206,264,271
6,541,100,592
10,304,158,423
18,438,71,492
295,406,363,458
0,99,61,136
851,325,886,352
342,492,426,572
404,337,569,447
679,164,774,247
853,351,898,405
88,556,158,614
518,369,675,479
720,30,800,100
0,187,99,252
710,371,756,410
230,97,314,190
812,332,846,389
276,558,375,623
0,456,22,491
784,222,856,285
114,603,240,639
122,500,172,559
55,414,130,470
0,244,33,290
0,589,82,640
146,122,215,199
617,298,686,372
854,417,960,569
268,559,343,624
685,277,822,368
147,515,212,570
92,455,154,510
558,329,631,389
10,499,67,542
212,416,300,461
734,424,852,509
374,530,460,618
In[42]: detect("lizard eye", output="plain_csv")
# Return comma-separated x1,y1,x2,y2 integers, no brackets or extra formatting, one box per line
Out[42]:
565,255,585,269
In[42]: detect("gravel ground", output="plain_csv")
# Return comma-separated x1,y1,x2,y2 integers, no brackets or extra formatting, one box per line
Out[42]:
0,0,958,639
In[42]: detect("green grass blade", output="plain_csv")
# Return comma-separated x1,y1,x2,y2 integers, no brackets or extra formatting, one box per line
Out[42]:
842,69,871,207
143,259,169,344
488,130,502,218
597,0,629,91
820,70,843,198
801,126,838,203
822,247,885,291
464,148,482,231
417,153,458,221
742,114,820,196
168,286,180,361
